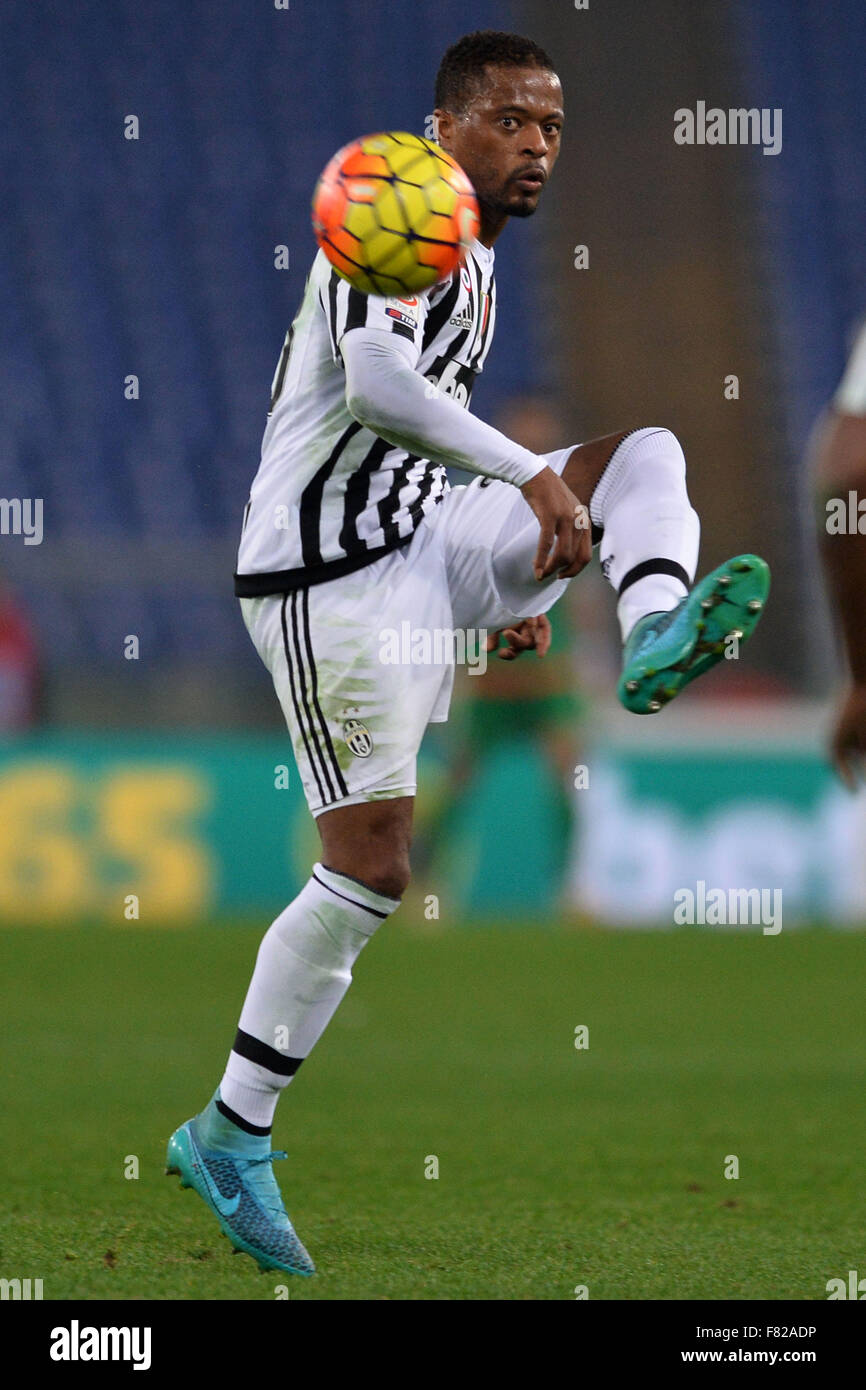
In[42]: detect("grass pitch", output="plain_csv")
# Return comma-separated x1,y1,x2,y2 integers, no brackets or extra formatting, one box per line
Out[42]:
2,923,865,1300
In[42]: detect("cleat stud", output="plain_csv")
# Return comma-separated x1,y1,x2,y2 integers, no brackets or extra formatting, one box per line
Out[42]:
695,620,706,632
717,575,731,587
645,668,657,678
728,629,743,641
625,679,639,693
663,687,677,698
648,699,661,712
746,598,763,612
700,598,713,610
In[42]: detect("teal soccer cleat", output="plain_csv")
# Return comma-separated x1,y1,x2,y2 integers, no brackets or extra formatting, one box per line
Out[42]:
166,1102,315,1276
618,553,770,715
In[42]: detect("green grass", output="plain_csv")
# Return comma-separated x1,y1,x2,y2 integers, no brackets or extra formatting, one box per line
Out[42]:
2,923,865,1300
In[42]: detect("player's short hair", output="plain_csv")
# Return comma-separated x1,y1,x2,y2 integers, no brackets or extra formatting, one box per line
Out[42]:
434,30,557,117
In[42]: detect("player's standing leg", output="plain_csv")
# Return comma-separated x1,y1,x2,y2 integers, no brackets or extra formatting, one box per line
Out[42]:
166,799,411,1275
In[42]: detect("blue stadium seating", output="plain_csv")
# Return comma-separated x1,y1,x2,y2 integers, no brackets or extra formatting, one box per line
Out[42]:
3,0,863,672
1,0,533,666
731,0,866,451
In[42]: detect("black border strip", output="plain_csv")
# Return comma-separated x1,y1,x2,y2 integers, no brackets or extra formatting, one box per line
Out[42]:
618,558,691,598
215,1097,273,1136
231,1027,302,1078
234,534,412,596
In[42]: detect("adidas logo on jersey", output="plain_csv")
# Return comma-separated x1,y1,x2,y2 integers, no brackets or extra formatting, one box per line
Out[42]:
449,312,473,330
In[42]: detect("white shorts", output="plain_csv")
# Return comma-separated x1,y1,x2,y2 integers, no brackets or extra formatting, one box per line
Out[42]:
240,444,577,815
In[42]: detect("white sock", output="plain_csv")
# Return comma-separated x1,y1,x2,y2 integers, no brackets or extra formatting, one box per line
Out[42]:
590,427,701,642
219,863,399,1131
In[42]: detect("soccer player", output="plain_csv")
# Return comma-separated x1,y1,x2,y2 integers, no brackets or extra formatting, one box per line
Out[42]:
167,30,770,1275
812,317,866,785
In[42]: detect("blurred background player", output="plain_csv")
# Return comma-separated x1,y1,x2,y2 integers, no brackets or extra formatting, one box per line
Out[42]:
812,318,866,786
0,569,39,731
412,395,595,916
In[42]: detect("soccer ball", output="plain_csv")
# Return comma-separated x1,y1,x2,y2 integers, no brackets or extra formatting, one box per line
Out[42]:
312,131,480,297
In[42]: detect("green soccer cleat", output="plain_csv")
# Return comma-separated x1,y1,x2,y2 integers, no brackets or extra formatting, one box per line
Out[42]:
166,1101,315,1276
617,554,770,715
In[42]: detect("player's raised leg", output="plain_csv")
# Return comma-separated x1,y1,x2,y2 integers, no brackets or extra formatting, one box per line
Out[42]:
560,426,769,713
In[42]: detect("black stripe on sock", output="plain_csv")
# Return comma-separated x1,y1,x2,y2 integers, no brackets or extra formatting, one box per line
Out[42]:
215,1097,273,1137
232,1027,303,1078
312,869,390,919
618,558,691,599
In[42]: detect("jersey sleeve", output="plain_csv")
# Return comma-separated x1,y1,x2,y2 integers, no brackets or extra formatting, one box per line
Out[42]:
319,258,431,370
341,330,547,488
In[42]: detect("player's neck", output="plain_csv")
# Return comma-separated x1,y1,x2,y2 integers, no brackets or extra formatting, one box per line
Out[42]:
478,205,508,248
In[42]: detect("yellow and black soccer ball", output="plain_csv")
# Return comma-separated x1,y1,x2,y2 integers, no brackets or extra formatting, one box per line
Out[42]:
312,131,480,297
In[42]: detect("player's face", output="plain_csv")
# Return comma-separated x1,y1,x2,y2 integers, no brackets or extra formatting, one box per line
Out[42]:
436,65,564,224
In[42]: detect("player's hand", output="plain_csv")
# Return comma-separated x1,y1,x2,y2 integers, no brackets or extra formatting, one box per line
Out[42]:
830,683,866,789
485,615,552,661
520,466,592,581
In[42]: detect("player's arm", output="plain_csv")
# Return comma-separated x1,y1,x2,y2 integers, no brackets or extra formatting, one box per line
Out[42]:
342,328,589,579
812,323,866,785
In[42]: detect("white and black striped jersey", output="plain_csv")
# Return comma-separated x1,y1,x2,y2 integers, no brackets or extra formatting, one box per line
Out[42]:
234,239,497,594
